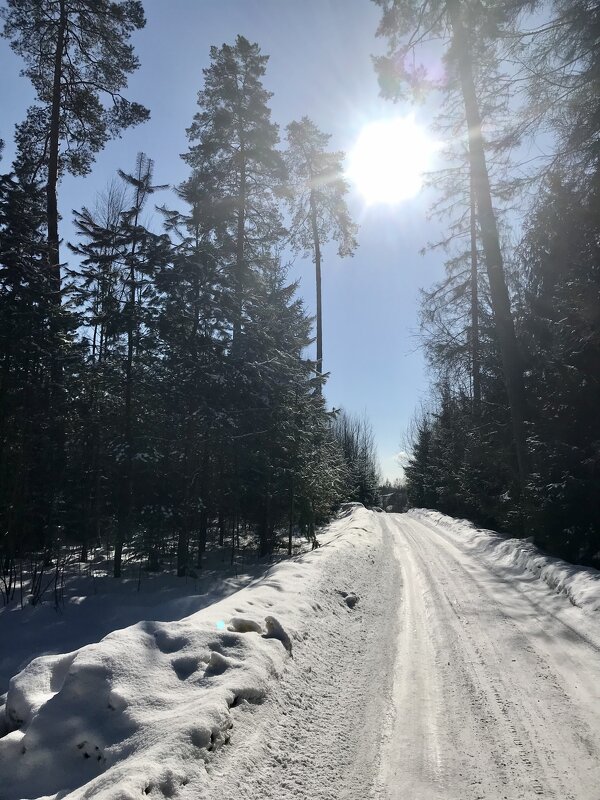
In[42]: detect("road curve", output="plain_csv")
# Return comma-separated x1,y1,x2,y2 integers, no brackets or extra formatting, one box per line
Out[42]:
376,513,600,800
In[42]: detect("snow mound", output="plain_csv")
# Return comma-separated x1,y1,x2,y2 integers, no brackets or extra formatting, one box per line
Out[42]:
263,616,292,655
0,506,376,800
228,617,263,634
409,509,600,614
2,618,274,800
337,501,365,518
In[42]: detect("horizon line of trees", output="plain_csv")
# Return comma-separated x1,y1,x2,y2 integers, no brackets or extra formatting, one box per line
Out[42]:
0,4,380,593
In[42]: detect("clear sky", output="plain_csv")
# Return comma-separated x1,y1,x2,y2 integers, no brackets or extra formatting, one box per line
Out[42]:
0,0,446,482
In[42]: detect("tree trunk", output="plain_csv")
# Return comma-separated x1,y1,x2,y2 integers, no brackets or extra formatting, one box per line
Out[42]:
449,0,528,493
288,479,295,557
218,509,226,548
114,271,135,578
309,190,323,391
234,145,246,350
258,507,269,557
308,500,317,549
44,0,67,549
176,525,189,577
47,0,66,306
115,208,140,577
113,534,124,579
470,169,481,414
196,507,208,569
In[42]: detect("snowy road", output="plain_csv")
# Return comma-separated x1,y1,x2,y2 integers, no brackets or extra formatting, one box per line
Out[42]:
377,513,600,800
3,508,600,800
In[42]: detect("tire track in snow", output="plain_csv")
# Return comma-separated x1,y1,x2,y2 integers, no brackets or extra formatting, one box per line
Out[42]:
406,526,565,798
377,514,600,800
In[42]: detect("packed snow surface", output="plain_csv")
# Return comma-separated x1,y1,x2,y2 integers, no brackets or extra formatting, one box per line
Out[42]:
2,507,600,799
377,512,600,800
409,508,600,613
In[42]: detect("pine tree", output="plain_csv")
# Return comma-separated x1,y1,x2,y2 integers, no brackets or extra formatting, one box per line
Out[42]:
285,117,358,387
374,0,530,496
2,0,149,304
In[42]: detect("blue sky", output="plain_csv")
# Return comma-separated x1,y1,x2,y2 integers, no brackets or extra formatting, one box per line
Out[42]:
0,0,446,481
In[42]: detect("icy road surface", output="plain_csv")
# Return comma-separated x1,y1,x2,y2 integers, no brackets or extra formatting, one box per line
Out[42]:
375,513,600,800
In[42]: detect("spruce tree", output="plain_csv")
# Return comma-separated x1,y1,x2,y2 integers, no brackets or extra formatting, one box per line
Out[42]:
183,35,286,350
518,170,600,564
70,154,168,576
156,185,230,576
67,181,127,560
0,167,63,559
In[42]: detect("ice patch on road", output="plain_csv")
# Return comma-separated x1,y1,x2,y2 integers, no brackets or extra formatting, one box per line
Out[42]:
409,509,600,614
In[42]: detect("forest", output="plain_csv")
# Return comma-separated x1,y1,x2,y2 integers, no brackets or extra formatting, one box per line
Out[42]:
0,4,380,597
0,0,599,606
374,0,600,567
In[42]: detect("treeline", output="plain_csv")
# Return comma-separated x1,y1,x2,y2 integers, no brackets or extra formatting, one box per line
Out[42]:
0,4,379,586
375,0,600,566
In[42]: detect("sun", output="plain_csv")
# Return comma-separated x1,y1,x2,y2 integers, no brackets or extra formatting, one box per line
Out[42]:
347,116,438,206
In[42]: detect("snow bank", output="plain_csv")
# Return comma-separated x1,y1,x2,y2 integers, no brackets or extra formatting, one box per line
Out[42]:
0,507,376,800
0,567,262,699
409,509,600,614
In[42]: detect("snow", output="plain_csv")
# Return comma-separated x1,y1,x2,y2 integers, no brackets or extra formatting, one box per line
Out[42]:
0,565,264,702
409,508,600,613
376,512,600,799
0,506,390,800
3,507,600,799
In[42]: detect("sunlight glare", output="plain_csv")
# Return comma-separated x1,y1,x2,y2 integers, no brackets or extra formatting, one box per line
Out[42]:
348,117,437,206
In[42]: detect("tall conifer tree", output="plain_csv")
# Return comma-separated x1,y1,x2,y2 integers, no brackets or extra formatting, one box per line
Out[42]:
374,0,529,496
1,0,149,305
183,35,286,350
285,118,358,388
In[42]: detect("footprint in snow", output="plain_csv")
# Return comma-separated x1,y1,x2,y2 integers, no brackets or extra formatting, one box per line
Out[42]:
154,630,189,654
171,655,202,681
